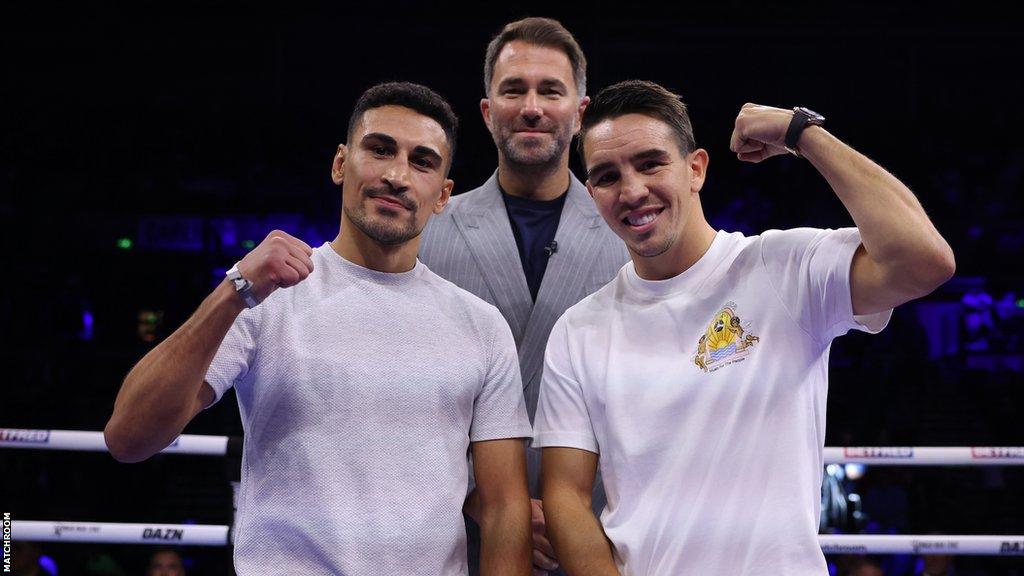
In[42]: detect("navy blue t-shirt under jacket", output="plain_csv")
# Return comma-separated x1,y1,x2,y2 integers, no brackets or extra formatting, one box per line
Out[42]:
501,188,568,301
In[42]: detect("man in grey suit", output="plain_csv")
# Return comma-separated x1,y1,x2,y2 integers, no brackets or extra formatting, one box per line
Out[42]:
419,17,629,575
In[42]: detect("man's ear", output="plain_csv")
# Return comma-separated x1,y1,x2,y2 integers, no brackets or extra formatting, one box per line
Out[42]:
433,178,454,215
689,148,709,193
480,98,493,134
573,95,591,135
331,144,347,185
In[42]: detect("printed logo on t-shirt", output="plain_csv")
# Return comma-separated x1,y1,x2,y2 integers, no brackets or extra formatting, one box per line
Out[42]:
693,302,760,373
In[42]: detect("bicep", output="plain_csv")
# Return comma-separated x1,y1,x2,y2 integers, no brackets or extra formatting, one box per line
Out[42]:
471,438,528,502
850,245,913,315
541,447,598,503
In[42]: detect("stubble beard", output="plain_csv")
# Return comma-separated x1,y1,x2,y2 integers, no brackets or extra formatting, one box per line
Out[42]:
497,125,573,173
627,225,677,259
343,202,422,247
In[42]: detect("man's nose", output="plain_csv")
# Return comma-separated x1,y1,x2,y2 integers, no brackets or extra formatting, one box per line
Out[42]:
619,171,649,205
382,157,411,192
520,91,543,122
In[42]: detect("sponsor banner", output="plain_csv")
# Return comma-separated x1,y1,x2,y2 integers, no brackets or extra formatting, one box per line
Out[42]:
0,429,50,444
12,521,228,546
1001,541,1024,555
972,447,1024,459
843,447,914,459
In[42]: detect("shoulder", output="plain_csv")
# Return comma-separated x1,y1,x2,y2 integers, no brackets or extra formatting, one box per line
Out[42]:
758,227,854,249
446,180,498,212
422,184,494,237
558,264,629,329
418,264,505,325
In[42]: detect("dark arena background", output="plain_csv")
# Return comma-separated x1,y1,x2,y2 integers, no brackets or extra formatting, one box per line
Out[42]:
2,2,1022,575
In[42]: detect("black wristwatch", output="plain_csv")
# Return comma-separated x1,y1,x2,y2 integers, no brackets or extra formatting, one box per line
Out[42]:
784,107,826,157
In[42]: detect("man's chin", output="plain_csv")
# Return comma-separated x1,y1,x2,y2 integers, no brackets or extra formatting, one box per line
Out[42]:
627,238,674,259
501,140,564,166
506,151,561,167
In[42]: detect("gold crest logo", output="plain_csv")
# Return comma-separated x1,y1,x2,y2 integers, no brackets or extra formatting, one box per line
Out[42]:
693,302,759,372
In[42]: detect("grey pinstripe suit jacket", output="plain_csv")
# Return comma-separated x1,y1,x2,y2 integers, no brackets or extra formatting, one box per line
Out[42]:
419,170,630,499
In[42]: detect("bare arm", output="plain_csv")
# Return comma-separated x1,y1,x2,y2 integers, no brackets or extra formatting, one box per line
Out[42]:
730,105,956,315
104,231,313,462
541,447,618,576
472,438,531,576
104,281,243,462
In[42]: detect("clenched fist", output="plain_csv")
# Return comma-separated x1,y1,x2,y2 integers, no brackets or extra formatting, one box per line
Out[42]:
232,230,315,306
729,103,798,163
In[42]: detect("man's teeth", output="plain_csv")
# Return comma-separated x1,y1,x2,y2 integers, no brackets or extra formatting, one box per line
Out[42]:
627,211,658,227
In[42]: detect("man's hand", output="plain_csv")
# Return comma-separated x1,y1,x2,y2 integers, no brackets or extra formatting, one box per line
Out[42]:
728,103,797,163
235,230,315,305
531,498,559,575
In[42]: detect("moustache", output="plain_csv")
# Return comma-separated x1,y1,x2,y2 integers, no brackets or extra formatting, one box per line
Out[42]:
365,187,416,210
510,120,557,133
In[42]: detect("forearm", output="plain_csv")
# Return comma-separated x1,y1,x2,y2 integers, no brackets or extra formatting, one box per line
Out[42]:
105,280,245,461
478,497,531,576
800,127,955,288
544,486,618,576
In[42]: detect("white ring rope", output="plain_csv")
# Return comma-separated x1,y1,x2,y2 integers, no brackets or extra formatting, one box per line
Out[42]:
0,429,228,456
10,521,1024,555
822,446,1024,465
817,534,1024,556
11,521,229,546
4,429,1024,465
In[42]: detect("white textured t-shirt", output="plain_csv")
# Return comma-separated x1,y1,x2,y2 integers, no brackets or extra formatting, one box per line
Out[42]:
533,228,890,576
206,243,532,576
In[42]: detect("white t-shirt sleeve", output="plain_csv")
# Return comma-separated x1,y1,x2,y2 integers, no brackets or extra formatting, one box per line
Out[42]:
761,227,891,342
469,315,532,442
204,307,260,405
532,315,599,454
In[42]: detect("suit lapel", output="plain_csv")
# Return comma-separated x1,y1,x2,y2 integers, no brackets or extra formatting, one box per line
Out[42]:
520,176,607,412
451,172,533,343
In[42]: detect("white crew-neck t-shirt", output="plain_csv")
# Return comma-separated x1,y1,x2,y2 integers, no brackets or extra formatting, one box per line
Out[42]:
206,243,532,576
533,228,890,576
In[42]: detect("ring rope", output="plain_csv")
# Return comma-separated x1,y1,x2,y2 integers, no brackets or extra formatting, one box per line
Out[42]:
10,521,1024,556
0,428,228,456
4,429,1024,465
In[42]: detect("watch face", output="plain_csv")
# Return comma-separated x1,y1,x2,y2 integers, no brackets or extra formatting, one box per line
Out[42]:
797,107,826,124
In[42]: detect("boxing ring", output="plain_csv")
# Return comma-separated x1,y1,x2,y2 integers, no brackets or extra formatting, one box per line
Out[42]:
4,428,1024,556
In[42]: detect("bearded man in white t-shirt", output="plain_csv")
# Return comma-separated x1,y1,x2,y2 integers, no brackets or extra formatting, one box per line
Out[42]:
105,82,532,575
533,80,955,576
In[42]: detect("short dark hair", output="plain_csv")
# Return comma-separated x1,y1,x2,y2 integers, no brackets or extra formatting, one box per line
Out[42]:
579,80,697,163
484,17,587,97
346,81,459,163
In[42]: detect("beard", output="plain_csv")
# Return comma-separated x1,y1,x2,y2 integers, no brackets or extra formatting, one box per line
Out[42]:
495,121,574,170
626,228,677,259
343,188,422,246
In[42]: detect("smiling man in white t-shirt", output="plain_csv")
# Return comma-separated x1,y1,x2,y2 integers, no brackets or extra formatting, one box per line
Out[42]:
533,80,955,576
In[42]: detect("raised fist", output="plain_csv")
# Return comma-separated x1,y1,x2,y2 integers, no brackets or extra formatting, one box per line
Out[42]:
728,103,795,163
232,230,315,305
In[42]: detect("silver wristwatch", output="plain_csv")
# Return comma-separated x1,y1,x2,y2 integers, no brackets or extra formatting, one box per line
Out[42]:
226,263,259,308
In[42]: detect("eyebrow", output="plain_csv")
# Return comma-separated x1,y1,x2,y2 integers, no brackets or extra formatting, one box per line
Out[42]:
496,77,569,92
361,132,444,165
586,148,671,180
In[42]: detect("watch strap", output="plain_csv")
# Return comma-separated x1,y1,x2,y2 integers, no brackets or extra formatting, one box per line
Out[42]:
784,108,813,152
226,264,259,308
